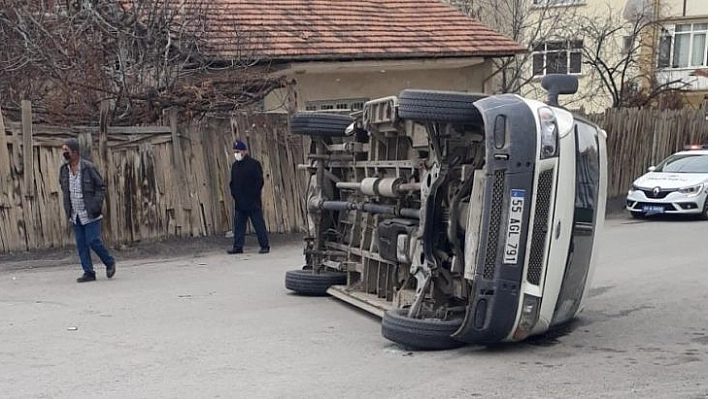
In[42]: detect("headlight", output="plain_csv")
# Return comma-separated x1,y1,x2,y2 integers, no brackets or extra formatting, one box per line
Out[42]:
344,122,355,136
512,294,541,341
538,107,559,159
678,184,704,196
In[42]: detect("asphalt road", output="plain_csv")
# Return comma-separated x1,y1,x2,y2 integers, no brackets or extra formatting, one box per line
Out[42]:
0,217,707,399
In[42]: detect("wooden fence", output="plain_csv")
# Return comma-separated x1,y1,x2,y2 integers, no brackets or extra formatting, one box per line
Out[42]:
0,103,310,253
2,105,708,253
585,108,708,199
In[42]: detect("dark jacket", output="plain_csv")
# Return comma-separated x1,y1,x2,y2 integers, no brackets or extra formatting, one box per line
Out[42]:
59,159,106,220
229,155,264,211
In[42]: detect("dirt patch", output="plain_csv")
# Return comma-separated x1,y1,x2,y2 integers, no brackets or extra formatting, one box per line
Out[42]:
0,232,303,273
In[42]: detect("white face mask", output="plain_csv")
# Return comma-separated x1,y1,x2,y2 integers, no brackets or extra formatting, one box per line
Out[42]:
234,152,244,161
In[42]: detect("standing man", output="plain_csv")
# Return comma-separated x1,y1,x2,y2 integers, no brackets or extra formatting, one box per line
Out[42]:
228,140,270,254
59,138,116,283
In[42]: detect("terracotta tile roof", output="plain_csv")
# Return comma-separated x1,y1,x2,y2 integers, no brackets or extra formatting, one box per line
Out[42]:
165,0,525,61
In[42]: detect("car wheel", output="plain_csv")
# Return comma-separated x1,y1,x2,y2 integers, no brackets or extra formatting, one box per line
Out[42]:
397,90,486,124
290,113,353,137
630,211,645,219
698,198,708,220
381,308,466,350
284,269,347,296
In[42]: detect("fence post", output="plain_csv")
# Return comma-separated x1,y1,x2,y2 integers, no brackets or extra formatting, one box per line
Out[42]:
169,108,190,235
170,109,186,177
78,132,92,161
98,100,110,174
21,100,34,197
98,100,114,244
170,108,188,186
0,107,10,207
651,122,658,166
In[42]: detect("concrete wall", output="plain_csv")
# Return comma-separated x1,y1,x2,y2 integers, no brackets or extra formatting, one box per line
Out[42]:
263,59,493,112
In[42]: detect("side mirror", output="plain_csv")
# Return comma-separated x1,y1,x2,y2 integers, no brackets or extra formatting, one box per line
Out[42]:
541,74,579,106
648,166,656,172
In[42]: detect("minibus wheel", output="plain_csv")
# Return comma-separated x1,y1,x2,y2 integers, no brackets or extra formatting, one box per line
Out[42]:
381,308,465,350
285,269,347,296
398,90,486,124
290,113,353,137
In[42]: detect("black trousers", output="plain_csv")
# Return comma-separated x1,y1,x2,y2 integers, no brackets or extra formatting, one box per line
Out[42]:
233,209,269,250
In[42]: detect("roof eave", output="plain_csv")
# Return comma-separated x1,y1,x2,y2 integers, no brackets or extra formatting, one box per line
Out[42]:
209,49,527,64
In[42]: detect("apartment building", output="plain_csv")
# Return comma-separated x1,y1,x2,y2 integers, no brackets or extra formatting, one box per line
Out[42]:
446,0,636,112
449,0,708,111
450,0,708,111
652,0,708,108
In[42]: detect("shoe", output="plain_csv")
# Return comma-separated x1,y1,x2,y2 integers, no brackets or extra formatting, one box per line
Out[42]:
258,247,270,254
77,273,96,283
227,247,243,254
106,262,116,279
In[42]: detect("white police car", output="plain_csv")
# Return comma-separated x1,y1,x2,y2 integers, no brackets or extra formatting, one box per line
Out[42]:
626,146,708,219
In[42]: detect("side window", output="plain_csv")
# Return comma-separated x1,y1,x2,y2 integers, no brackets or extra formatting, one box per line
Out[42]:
550,120,601,327
574,121,600,223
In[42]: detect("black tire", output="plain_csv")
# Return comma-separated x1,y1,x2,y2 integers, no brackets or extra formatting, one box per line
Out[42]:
290,113,353,137
698,198,708,220
398,90,486,123
381,308,466,350
284,269,347,296
630,211,645,219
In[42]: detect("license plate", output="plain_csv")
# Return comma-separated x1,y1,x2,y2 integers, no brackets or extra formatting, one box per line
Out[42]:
504,189,525,264
643,205,664,214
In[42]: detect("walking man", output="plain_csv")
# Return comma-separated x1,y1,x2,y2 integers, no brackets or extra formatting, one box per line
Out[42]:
228,140,270,254
59,138,116,282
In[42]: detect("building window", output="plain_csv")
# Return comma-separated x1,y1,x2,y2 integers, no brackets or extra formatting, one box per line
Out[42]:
304,98,368,113
675,23,707,67
532,40,583,76
623,35,636,55
659,23,708,69
658,31,672,68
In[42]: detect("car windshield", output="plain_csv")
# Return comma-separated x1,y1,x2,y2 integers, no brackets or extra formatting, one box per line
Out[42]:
655,154,708,173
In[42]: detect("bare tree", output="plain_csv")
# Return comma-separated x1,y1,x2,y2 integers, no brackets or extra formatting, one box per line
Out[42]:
450,0,582,94
577,3,688,109
0,0,286,125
